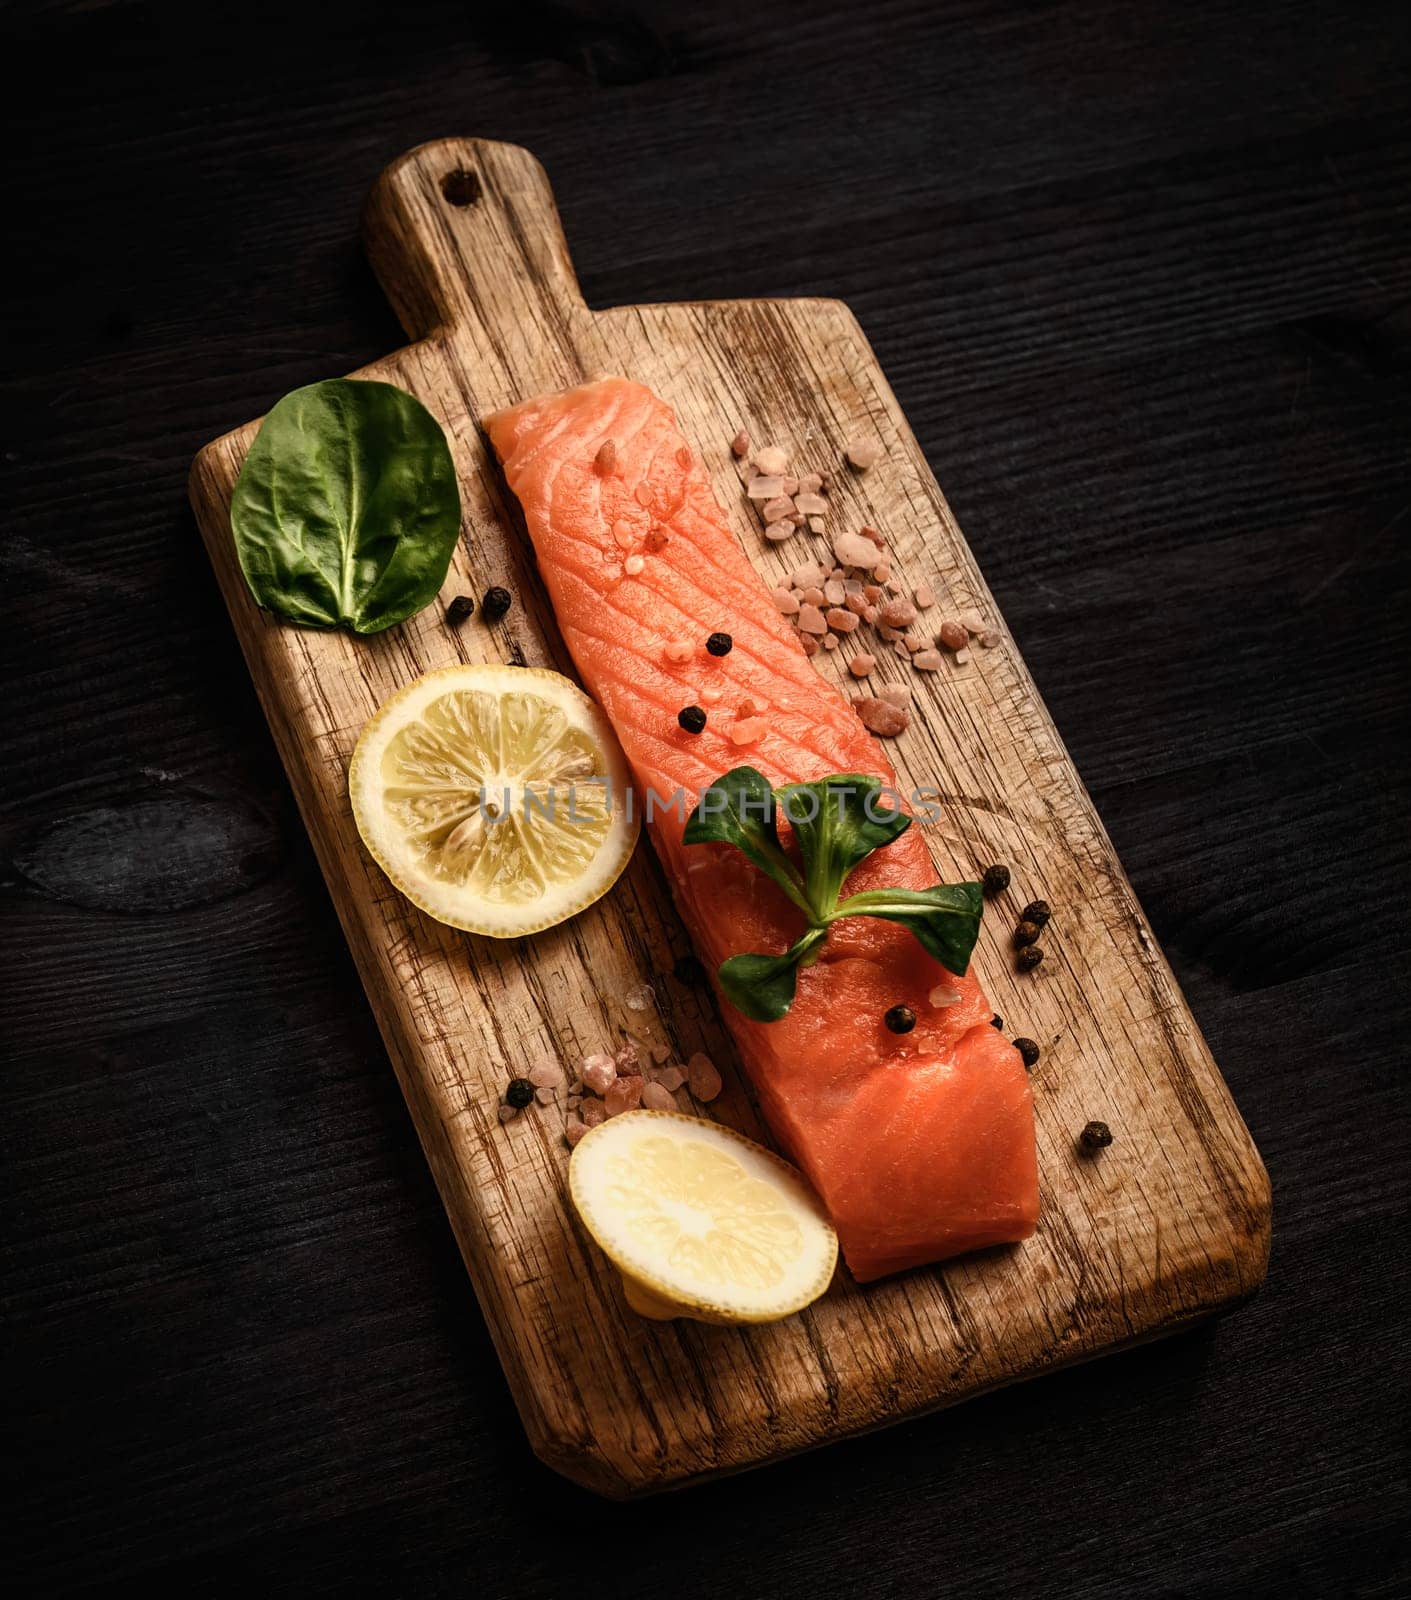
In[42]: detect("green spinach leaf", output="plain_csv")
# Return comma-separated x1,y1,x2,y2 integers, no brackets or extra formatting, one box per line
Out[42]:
231,379,462,635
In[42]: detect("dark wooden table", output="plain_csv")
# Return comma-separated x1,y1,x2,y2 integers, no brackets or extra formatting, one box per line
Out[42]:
5,3,1409,1594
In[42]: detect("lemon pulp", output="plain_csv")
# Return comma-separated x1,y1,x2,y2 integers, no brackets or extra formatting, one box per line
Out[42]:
570,1112,837,1324
349,664,638,936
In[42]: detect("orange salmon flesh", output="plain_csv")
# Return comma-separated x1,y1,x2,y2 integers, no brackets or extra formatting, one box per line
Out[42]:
486,378,1038,1281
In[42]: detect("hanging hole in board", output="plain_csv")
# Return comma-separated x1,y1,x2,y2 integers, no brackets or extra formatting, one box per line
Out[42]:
441,169,482,208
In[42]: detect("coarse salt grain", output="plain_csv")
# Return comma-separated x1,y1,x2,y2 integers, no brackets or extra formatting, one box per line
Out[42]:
581,1052,617,1095
874,560,892,582
860,524,885,547
808,515,826,534
791,562,825,588
641,1082,676,1112
850,653,876,677
762,495,795,523
729,716,767,743
625,981,655,1012
650,1042,671,1063
862,604,879,624
529,1062,566,1089
863,583,882,602
765,521,797,542
937,620,968,651
781,475,800,496
604,564,622,581
731,429,750,458
747,476,785,500
623,554,644,575
960,611,986,635
798,473,823,495
534,1086,556,1105
827,607,860,633
581,1100,607,1129
800,633,821,656
656,1066,686,1092
879,683,911,706
894,640,912,659
687,1052,723,1101
844,438,885,470
834,531,881,569
794,492,828,516
564,1117,588,1147
980,629,1001,648
498,1104,520,1124
605,1076,644,1117
824,578,846,605
913,649,944,670
801,585,826,606
929,985,962,1008
699,684,723,705
886,577,903,595
798,603,828,634
954,648,972,664
774,588,800,614
879,597,918,627
853,696,909,736
845,592,868,615
823,634,839,651
753,445,790,476
914,583,936,609
664,639,694,663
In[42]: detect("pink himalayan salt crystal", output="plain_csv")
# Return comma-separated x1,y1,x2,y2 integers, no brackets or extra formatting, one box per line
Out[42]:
687,1052,723,1102
729,716,768,744
954,648,972,664
581,1052,617,1095
699,683,723,705
753,445,790,476
623,554,645,575
781,475,800,496
849,653,876,677
913,649,944,670
863,583,882,602
615,1041,643,1075
765,521,797,542
980,628,1001,649
564,1117,589,1148
886,577,904,595
762,495,795,523
860,524,885,547
822,634,839,651
800,633,821,657
808,516,826,534
833,531,881,570
826,607,859,633
960,611,986,635
747,475,785,500
894,640,913,659
605,1076,644,1117
845,437,885,469
823,578,846,606
641,1082,677,1112
624,982,655,1012
800,585,827,606
529,1061,566,1089
650,1042,671,1064
905,635,925,653
774,587,799,615
731,428,750,458
914,582,937,609
937,619,969,651
929,984,963,1008
879,683,911,707
790,561,827,588
580,1100,607,1129
797,473,823,495
797,603,828,635
853,696,909,736
862,604,879,625
656,1065,687,1092
879,597,918,628
874,560,892,582
498,1104,520,1124
534,1086,556,1105
794,491,828,516
845,592,868,615
664,639,694,663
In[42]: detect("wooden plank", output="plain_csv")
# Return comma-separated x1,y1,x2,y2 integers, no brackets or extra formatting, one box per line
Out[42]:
187,138,1271,1496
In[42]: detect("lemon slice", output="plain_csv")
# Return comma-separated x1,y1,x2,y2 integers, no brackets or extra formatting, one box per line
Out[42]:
570,1111,838,1324
349,663,639,936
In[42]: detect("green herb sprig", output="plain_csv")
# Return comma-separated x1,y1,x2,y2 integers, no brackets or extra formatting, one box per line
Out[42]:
683,766,982,1022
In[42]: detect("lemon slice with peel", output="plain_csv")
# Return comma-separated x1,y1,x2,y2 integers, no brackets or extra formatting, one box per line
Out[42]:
349,663,638,936
570,1111,838,1324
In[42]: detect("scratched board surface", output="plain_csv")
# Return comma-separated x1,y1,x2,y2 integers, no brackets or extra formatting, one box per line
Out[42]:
186,138,1271,1495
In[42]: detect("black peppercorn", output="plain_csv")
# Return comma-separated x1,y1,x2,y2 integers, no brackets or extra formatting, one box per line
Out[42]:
991,1014,1004,1030
982,864,1010,897
1016,945,1044,972
673,955,706,986
706,631,733,656
505,1077,535,1109
482,585,513,621
1079,1120,1113,1153
445,594,475,626
1013,920,1041,947
884,1004,916,1034
1021,899,1051,928
1013,1037,1040,1069
678,704,707,734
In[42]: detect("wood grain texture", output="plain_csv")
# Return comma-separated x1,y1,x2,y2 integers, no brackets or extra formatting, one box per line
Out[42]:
187,137,1270,1495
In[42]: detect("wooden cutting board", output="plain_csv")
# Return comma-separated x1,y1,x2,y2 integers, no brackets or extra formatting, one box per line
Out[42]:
189,138,1271,1497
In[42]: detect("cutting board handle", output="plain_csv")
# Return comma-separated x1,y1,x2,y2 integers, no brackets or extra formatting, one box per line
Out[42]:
362,139,587,382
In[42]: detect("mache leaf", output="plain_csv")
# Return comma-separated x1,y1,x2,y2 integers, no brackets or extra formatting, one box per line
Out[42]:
777,773,912,914
835,882,985,976
683,766,809,913
716,928,828,1023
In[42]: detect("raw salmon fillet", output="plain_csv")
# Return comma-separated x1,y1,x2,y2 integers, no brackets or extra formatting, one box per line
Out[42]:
486,378,1038,1281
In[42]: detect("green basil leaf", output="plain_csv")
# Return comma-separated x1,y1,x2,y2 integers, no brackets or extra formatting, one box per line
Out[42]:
777,773,911,914
683,766,809,912
231,379,462,635
716,928,827,1022
835,882,984,976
